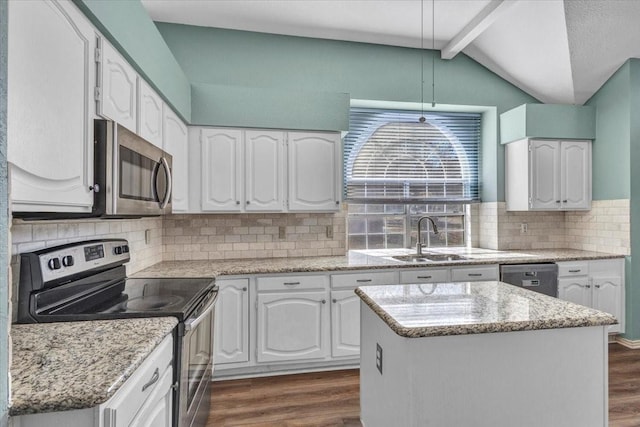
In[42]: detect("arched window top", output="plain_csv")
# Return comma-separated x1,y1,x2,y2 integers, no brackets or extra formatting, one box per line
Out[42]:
344,109,480,203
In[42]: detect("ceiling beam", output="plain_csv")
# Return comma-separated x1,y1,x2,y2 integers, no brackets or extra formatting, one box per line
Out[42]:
440,0,517,60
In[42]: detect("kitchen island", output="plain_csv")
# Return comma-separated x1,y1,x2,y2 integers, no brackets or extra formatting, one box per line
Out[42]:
356,282,616,427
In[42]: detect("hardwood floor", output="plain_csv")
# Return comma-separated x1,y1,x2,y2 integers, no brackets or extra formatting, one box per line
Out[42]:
209,344,640,426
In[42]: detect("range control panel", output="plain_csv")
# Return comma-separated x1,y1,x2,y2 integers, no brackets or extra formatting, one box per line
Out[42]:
36,239,130,284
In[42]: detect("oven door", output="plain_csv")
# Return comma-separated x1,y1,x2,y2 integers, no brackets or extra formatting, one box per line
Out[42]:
180,293,217,427
111,123,172,216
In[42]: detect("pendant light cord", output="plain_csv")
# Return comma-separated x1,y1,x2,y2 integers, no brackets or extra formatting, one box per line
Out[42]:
432,0,436,107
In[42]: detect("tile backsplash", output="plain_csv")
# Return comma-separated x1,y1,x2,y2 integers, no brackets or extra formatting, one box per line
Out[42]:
163,211,347,260
476,199,630,255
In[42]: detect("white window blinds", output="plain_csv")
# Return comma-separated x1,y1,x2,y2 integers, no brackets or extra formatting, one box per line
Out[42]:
344,108,481,203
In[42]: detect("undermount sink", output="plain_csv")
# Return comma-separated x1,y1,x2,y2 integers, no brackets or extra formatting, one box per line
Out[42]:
391,253,467,263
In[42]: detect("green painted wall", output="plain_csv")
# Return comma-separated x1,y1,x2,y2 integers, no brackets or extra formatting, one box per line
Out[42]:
585,59,638,340
74,0,191,122
500,104,596,144
0,0,8,423
192,83,349,131
156,23,538,202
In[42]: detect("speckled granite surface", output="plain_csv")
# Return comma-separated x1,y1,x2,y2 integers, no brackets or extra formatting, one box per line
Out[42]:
132,248,625,279
355,281,617,338
10,317,177,416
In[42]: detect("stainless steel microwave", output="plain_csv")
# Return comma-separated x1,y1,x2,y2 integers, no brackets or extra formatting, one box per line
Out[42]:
93,120,172,217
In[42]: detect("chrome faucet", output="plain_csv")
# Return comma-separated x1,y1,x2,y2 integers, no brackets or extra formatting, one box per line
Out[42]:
416,215,439,256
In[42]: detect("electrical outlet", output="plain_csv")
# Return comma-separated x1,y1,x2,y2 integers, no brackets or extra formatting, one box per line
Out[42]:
326,225,333,239
279,226,286,240
376,343,383,374
520,223,528,235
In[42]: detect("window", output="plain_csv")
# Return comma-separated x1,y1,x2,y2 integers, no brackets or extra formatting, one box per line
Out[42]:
344,108,480,250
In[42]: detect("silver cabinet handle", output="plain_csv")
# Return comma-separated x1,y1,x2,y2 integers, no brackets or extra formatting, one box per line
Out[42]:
242,287,247,291
246,200,250,204
332,298,337,303
555,200,561,203
236,201,240,205
563,200,568,203
595,284,601,288
586,285,591,288
356,279,372,283
417,275,432,279
335,201,340,205
283,282,300,285
568,269,581,273
322,299,326,304
142,368,160,392
468,273,482,277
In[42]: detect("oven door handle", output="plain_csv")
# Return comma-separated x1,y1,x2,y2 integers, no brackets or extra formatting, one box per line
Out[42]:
184,293,217,333
157,156,172,209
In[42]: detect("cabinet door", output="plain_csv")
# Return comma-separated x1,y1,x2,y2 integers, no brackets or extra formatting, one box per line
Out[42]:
138,79,163,148
214,279,250,365
331,289,360,358
257,291,329,363
7,0,95,213
200,128,243,211
558,277,591,307
163,106,189,212
98,40,137,132
560,140,591,210
592,276,623,334
127,366,173,427
529,140,560,210
288,132,341,211
245,130,285,211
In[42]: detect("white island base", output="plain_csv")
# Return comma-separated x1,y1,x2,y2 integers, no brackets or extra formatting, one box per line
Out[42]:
360,303,609,427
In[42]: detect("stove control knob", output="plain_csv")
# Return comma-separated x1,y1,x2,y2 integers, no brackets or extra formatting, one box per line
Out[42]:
48,258,61,270
122,245,129,253
114,246,123,255
62,255,74,267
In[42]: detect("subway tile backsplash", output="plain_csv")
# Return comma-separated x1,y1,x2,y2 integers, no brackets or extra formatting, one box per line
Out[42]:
163,211,347,260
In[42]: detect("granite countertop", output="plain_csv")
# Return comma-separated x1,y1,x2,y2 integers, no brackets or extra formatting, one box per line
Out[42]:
10,317,177,416
355,281,617,338
132,248,625,279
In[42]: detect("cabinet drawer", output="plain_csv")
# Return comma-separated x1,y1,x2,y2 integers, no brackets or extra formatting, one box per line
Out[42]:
399,269,449,284
450,265,499,282
102,333,173,427
331,271,398,289
557,262,589,277
257,275,328,292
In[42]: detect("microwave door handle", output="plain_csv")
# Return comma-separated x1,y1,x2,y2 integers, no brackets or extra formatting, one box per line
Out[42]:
158,156,172,209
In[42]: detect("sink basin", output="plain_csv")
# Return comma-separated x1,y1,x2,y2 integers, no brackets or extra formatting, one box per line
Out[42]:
391,253,466,263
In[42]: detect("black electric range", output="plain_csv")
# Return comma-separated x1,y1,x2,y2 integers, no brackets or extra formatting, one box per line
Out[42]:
16,239,217,427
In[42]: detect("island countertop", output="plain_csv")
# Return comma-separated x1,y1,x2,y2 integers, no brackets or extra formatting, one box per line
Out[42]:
9,317,177,416
355,281,617,338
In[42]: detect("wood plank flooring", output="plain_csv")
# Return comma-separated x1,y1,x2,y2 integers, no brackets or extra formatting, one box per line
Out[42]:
209,344,640,426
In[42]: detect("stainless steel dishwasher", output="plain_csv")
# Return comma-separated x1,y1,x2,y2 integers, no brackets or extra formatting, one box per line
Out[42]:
500,264,558,297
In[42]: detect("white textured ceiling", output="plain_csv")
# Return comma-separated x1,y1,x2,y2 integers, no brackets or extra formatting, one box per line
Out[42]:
142,0,640,105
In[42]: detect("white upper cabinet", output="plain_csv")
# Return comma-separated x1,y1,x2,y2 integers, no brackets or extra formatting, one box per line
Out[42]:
505,138,591,211
138,78,163,148
163,106,189,212
245,130,285,211
97,39,137,132
7,0,95,213
200,128,243,212
288,131,342,212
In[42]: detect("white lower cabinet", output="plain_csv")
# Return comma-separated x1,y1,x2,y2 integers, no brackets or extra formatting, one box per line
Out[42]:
557,259,625,334
450,265,499,282
330,289,361,358
214,279,250,364
257,290,330,363
10,333,173,427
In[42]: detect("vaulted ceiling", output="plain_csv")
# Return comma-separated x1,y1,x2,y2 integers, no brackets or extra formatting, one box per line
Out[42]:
141,0,640,105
